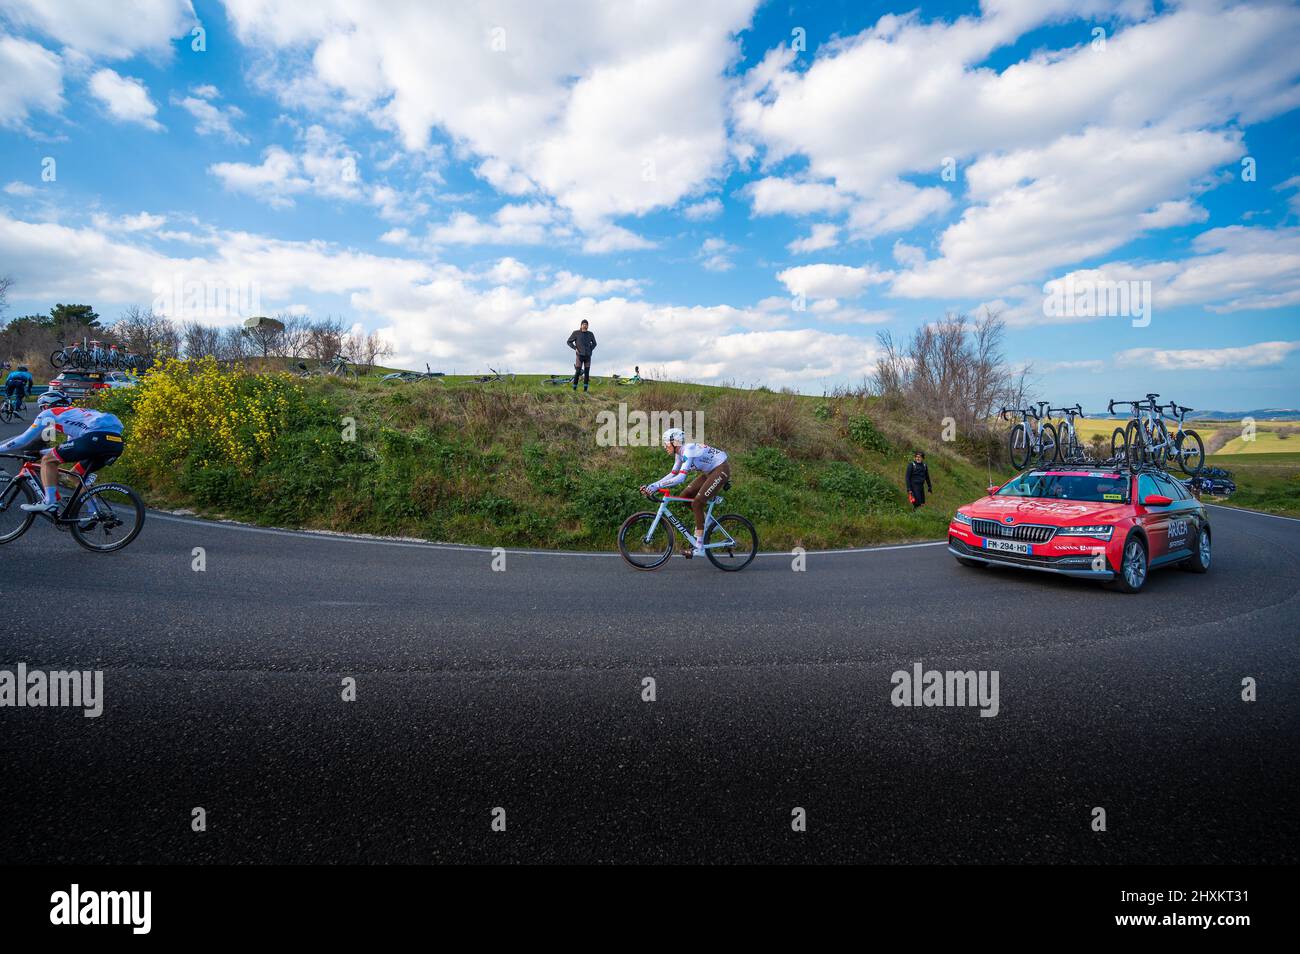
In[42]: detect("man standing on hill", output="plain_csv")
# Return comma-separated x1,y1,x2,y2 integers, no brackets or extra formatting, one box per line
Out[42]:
566,319,596,392
906,451,932,510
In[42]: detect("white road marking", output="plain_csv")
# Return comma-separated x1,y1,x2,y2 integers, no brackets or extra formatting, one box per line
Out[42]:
1207,503,1300,524
147,511,946,557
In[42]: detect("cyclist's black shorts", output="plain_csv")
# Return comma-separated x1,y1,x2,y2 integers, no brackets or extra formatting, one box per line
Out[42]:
51,431,125,472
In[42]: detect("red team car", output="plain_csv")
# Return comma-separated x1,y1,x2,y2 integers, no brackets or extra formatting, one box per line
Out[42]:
948,467,1211,593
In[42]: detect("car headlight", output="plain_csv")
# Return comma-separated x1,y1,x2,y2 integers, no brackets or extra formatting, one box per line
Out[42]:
953,511,972,525
1056,525,1114,539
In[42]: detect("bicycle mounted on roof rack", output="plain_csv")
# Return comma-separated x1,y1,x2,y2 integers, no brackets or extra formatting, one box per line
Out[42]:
1107,394,1205,475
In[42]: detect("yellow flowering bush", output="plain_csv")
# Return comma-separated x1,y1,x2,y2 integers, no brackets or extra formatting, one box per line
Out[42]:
114,357,300,476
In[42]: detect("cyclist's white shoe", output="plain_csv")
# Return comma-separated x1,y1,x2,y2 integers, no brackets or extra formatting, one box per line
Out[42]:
20,501,58,514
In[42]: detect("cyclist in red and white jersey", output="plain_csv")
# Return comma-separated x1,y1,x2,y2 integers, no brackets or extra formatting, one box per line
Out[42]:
641,428,731,555
0,390,125,514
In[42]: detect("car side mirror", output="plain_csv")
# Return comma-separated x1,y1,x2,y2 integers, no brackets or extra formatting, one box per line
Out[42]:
987,485,1001,495
1142,494,1173,507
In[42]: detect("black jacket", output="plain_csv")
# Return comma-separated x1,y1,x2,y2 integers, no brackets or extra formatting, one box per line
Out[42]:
906,461,932,491
567,329,597,357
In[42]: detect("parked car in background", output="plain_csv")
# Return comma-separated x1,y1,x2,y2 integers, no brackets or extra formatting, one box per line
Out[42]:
105,371,139,389
47,370,112,401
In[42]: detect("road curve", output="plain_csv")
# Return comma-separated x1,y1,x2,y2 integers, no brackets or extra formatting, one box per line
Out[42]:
0,425,1297,863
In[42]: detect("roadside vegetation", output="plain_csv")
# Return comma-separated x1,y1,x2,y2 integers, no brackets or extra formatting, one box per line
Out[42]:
94,358,1007,550
1205,451,1300,518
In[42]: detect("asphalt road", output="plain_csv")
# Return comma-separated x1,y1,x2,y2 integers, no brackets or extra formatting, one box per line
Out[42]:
0,415,1296,864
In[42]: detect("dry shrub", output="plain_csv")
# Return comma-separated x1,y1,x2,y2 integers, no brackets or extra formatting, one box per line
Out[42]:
630,382,681,413
1204,429,1233,454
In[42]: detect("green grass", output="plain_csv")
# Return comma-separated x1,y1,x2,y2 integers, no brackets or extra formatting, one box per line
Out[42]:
101,371,1003,551
1205,452,1300,518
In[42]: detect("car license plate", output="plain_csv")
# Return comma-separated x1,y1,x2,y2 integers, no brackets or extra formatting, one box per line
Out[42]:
984,538,1031,554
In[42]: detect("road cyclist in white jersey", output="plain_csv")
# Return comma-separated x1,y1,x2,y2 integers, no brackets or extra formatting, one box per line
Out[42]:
641,428,731,556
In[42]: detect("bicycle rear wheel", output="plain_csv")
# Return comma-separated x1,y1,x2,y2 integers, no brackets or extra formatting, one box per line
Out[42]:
1059,425,1079,461
704,514,758,571
0,476,37,544
0,404,11,424
1124,419,1145,469
69,483,145,552
1008,423,1030,469
1110,426,1127,463
1036,422,1059,464
618,511,673,569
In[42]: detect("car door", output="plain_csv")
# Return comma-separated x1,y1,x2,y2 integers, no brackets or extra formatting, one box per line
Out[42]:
1136,473,1170,562
1155,472,1196,559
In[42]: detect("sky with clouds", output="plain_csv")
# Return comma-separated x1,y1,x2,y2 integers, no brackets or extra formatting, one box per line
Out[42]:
1,0,1298,410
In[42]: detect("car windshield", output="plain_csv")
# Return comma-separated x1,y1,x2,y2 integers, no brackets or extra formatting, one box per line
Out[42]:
996,472,1129,503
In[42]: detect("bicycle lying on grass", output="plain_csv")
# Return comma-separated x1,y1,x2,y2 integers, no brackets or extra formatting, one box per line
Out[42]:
297,355,356,379
0,453,145,552
618,485,757,571
471,368,515,384
380,364,445,384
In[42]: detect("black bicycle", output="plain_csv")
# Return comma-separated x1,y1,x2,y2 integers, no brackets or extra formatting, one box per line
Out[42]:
0,453,145,552
0,395,23,424
471,368,515,384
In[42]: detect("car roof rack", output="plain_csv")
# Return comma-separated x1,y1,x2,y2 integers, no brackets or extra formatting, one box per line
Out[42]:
1012,456,1188,479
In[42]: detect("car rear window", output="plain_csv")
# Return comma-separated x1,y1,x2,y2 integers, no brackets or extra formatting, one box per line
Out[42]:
996,472,1130,503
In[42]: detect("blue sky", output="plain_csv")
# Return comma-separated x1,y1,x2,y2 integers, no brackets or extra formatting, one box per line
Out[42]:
1,0,1298,410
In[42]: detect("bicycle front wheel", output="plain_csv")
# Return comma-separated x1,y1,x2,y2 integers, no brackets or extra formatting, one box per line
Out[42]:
69,483,146,553
1177,430,1205,474
704,514,758,571
618,511,673,569
0,476,38,544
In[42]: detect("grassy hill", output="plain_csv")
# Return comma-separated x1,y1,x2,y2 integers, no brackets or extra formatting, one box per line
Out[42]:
96,360,1002,551
1205,451,1300,518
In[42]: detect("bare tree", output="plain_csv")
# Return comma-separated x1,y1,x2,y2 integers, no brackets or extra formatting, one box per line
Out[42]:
217,326,250,362
355,330,393,374
870,309,1031,433
280,314,312,360
305,316,345,361
114,305,179,357
0,275,12,317
181,321,221,359
242,320,283,358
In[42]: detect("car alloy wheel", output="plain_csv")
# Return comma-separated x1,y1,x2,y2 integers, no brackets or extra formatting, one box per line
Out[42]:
1199,529,1211,569
1123,539,1146,590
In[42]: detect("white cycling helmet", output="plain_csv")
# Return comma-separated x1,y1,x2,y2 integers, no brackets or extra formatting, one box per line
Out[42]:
662,427,686,446
38,389,71,410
